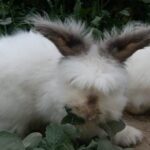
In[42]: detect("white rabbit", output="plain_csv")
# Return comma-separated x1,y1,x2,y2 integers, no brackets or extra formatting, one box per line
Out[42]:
125,23,150,114
0,17,148,146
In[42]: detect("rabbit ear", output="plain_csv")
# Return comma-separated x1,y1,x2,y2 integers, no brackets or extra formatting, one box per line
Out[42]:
105,23,150,62
31,17,91,56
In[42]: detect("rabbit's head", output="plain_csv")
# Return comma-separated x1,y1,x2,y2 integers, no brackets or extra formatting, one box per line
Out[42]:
33,17,150,123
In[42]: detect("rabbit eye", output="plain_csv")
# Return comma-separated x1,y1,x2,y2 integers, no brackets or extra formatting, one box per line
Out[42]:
87,95,98,105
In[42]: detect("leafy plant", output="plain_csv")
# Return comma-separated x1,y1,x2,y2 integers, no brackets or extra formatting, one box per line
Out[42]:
61,107,85,125
0,109,132,150
0,131,25,150
0,0,150,36
99,120,126,139
0,122,131,150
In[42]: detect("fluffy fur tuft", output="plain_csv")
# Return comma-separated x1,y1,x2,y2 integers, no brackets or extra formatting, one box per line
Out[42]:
102,22,150,40
28,15,90,37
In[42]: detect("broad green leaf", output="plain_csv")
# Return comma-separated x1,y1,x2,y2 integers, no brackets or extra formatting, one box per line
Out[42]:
0,131,25,150
23,132,42,149
101,10,110,17
55,143,75,150
46,123,69,146
38,139,50,150
97,138,123,150
86,140,98,149
62,124,79,140
99,120,125,138
45,123,77,150
61,113,85,125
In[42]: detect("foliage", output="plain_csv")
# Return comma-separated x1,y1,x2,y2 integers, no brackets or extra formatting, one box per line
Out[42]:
0,109,132,150
61,107,85,125
0,122,131,150
0,122,132,150
0,0,150,37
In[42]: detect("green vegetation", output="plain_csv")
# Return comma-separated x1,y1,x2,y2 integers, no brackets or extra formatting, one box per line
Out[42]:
0,0,150,37
0,109,129,150
0,109,131,150
0,121,130,150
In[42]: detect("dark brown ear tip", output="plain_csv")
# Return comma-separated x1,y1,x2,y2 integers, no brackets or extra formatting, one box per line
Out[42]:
105,24,150,62
66,35,83,48
34,20,90,56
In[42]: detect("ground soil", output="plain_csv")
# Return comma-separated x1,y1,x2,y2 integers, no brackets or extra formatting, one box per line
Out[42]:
124,113,150,150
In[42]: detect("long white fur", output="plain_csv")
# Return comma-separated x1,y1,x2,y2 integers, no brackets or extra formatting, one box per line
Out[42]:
0,18,144,146
126,46,150,114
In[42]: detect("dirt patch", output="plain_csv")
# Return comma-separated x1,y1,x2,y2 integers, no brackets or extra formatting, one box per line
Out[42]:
124,113,150,150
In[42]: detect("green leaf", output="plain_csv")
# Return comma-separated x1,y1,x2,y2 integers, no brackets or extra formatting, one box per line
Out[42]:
77,140,98,150
97,138,113,150
23,132,42,149
91,16,102,27
45,123,77,150
73,0,82,18
86,140,98,149
97,138,123,150
99,120,125,138
0,131,25,150
46,123,69,146
61,107,85,125
62,124,79,140
38,139,50,150
119,10,130,16
56,143,75,150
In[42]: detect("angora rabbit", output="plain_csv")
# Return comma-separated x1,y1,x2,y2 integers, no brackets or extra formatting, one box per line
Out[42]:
125,23,150,115
0,17,149,146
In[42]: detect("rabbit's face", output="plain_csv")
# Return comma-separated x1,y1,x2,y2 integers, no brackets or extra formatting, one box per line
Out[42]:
33,17,150,122
66,92,100,121
59,51,127,122
65,89,126,123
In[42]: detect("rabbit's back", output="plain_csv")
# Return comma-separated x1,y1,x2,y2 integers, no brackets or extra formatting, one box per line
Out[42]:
126,46,150,114
0,31,61,134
